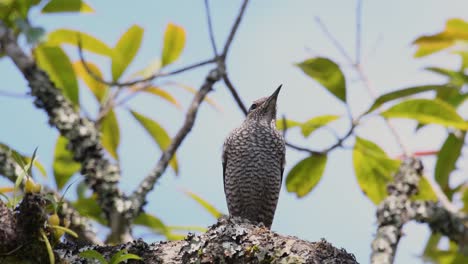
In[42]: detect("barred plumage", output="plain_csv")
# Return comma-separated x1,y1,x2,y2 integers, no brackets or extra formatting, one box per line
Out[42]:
222,86,285,228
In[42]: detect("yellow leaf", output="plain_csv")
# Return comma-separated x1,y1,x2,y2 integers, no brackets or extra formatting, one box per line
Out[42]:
161,23,186,66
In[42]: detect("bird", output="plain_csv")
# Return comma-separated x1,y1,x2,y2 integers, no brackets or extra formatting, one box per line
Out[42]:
222,85,286,229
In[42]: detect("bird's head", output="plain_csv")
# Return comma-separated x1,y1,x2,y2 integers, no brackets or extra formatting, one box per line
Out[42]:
246,85,282,125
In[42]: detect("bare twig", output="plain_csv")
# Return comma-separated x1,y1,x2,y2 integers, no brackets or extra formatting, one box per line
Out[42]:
314,17,354,64
0,90,29,98
204,0,218,56
129,67,224,216
222,0,250,57
355,0,362,64
77,39,216,88
223,74,248,115
128,0,251,221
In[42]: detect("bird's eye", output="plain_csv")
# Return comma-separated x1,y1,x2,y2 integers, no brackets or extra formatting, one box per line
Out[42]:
249,103,257,112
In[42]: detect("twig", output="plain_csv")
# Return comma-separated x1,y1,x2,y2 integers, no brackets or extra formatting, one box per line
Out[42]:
316,0,458,220
0,90,29,98
222,0,250,57
223,74,248,115
128,0,250,220
355,0,362,64
314,17,354,64
129,67,224,216
204,0,218,56
77,39,216,87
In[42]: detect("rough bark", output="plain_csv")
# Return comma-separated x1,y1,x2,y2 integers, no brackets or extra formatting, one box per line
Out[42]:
0,193,358,263
57,221,358,263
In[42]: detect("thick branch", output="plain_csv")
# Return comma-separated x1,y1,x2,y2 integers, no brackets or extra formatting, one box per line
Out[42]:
0,137,101,245
371,158,423,264
53,216,358,263
0,22,124,230
411,201,468,251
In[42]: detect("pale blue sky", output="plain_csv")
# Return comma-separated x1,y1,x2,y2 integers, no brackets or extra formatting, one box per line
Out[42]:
1,1,467,263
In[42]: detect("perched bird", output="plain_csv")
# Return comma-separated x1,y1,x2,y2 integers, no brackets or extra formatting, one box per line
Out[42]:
222,85,286,228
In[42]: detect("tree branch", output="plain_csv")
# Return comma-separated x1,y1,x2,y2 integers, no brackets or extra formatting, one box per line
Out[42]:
0,21,125,237
0,147,101,245
128,66,225,217
221,0,249,58
77,40,216,88
371,158,424,264
204,0,218,56
53,217,358,264
411,201,468,250
127,0,251,225
223,73,248,115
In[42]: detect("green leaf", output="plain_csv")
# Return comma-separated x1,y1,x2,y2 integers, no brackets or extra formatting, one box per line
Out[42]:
34,44,79,107
353,137,400,204
412,176,438,201
47,29,113,56
183,190,222,219
73,61,108,103
426,67,468,86
130,110,178,174
109,250,141,264
73,196,106,225
297,57,346,103
79,250,108,264
413,18,468,57
41,0,94,13
435,132,465,191
134,213,168,235
112,25,144,81
413,34,454,58
161,23,186,67
381,99,468,130
366,85,451,113
40,229,55,264
30,159,47,178
132,85,181,109
53,136,81,190
100,110,120,160
50,225,78,238
276,119,301,131
301,115,340,137
286,155,327,198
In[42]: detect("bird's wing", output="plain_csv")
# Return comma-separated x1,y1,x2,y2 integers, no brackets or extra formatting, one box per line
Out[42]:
280,148,285,186
222,137,230,191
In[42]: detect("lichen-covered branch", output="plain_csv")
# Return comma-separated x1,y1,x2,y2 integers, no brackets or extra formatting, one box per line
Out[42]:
411,201,468,252
54,216,358,264
0,21,124,234
371,158,423,264
0,146,101,245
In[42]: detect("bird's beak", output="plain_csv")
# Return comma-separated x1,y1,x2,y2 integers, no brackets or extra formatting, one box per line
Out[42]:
265,84,282,108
